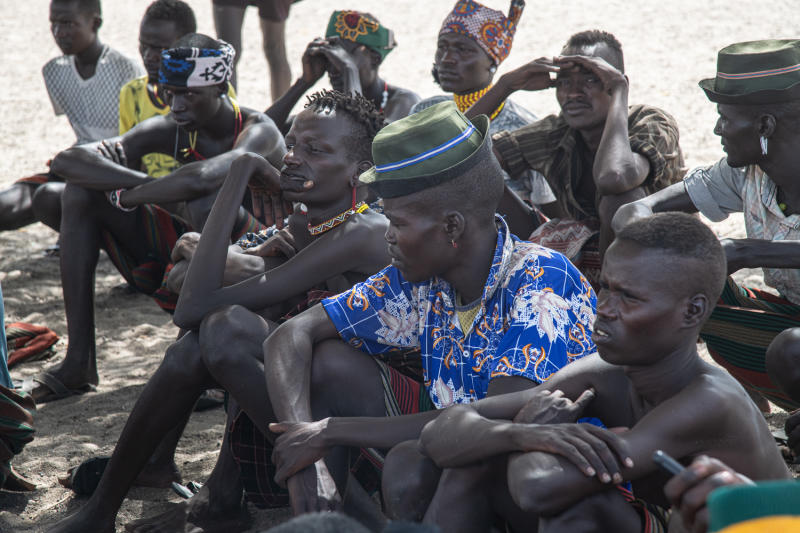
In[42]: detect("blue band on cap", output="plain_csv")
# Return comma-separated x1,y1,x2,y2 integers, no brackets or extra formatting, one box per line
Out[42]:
375,123,476,173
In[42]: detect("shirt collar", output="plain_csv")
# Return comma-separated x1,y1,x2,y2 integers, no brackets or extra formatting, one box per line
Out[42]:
481,215,516,304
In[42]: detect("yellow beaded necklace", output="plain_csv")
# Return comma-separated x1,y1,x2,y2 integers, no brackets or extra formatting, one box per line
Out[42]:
452,85,505,120
308,202,369,236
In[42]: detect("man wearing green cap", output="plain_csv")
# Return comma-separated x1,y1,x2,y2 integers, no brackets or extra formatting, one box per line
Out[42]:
614,39,800,455
262,101,601,516
266,10,420,132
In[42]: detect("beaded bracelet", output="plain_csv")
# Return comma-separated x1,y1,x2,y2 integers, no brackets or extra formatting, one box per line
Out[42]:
107,189,136,212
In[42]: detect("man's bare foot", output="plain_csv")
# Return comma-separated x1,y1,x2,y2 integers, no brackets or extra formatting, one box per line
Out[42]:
24,361,99,403
125,484,249,533
47,506,115,533
134,461,182,489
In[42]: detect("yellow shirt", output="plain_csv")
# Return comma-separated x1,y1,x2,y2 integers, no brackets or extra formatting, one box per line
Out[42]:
118,75,237,177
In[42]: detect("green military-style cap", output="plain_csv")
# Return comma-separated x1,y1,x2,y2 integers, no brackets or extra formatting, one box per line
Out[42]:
360,101,491,198
700,39,800,104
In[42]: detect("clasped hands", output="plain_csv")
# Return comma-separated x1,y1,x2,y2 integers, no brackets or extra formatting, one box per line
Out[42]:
301,36,360,86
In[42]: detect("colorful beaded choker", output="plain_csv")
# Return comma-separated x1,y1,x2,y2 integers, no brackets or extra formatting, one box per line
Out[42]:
452,85,505,120
308,202,368,236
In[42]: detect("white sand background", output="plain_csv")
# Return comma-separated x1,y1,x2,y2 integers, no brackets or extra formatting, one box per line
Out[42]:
0,0,797,530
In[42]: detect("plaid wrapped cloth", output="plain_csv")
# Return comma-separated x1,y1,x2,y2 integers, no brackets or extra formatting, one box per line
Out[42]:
701,278,800,411
528,217,601,288
0,385,35,470
101,204,264,313
6,323,59,368
492,104,685,220
617,485,670,533
228,351,431,508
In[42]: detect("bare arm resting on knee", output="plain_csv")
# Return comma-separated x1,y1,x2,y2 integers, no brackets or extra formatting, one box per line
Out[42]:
120,118,285,207
611,181,697,233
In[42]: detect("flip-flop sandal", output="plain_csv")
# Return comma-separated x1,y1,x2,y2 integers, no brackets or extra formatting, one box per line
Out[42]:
0,463,36,492
21,371,95,403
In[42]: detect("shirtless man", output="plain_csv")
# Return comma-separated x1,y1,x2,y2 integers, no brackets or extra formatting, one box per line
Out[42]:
402,213,789,532
26,33,285,402
266,10,419,130
613,39,800,451
48,90,389,533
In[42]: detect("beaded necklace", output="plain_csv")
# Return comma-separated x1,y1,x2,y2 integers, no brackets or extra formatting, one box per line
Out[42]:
452,85,505,120
308,202,368,236
181,98,242,161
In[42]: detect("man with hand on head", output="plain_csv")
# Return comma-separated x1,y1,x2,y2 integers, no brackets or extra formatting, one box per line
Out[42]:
267,10,419,131
474,30,683,285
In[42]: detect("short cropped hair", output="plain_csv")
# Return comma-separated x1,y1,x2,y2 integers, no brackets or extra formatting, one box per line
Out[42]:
304,89,386,163
564,29,624,72
143,0,196,37
615,212,726,301
52,0,101,16
172,32,221,50
403,147,505,224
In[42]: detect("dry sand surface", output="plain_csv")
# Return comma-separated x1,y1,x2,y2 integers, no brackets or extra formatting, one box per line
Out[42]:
0,0,798,531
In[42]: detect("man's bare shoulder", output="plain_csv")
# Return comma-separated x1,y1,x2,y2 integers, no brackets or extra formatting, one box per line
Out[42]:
240,106,280,131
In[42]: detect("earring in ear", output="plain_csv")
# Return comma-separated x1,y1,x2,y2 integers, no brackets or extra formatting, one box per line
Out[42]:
489,65,497,73
451,239,458,249
351,185,357,210
760,135,769,156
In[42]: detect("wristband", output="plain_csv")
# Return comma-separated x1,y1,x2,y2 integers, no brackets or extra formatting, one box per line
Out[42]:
107,189,136,212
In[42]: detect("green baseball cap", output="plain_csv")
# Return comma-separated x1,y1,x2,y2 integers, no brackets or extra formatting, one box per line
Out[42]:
360,101,491,199
700,39,800,104
325,11,396,61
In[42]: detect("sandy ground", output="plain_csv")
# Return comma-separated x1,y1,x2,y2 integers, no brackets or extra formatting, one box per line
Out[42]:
0,0,798,531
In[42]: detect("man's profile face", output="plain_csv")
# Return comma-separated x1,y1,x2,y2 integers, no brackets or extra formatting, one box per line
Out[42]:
593,240,687,366
161,84,223,131
382,195,452,283
49,1,98,56
434,33,494,94
555,43,615,131
139,18,183,81
280,108,358,205
714,104,762,168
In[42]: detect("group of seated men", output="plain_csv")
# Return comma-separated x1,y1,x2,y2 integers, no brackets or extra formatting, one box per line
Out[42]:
1,0,799,532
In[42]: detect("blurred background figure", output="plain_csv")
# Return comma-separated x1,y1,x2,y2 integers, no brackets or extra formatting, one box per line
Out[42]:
212,0,295,100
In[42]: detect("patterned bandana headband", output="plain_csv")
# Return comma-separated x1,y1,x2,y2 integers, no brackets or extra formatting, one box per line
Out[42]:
159,41,235,87
325,10,396,61
439,0,525,66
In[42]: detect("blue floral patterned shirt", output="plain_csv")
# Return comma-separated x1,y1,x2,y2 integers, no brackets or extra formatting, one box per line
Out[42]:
322,218,597,408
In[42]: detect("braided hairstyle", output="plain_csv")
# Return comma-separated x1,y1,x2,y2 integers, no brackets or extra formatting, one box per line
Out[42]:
304,89,386,162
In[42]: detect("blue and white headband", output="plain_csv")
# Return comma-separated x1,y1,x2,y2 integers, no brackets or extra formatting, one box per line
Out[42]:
159,41,235,87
